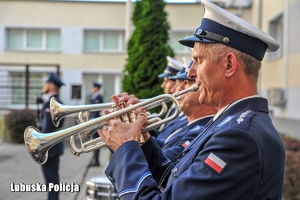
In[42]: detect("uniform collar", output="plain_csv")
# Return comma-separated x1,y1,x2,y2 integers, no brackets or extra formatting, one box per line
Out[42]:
45,92,57,101
92,91,101,99
213,95,261,121
188,115,215,126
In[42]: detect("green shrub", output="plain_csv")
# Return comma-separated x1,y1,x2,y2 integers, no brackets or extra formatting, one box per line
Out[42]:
0,117,6,142
122,0,174,99
4,109,37,144
281,134,300,200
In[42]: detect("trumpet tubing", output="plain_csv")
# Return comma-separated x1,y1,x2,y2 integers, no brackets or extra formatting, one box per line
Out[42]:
50,99,115,127
24,84,198,164
52,96,168,127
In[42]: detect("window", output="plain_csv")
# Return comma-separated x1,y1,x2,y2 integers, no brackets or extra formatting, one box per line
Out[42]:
268,13,283,59
71,85,81,99
6,28,61,51
84,30,125,52
169,31,193,54
10,72,43,105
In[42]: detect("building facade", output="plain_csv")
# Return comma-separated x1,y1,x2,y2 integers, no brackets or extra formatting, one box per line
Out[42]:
0,0,299,139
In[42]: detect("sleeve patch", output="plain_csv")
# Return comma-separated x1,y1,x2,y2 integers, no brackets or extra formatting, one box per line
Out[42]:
204,153,226,174
182,141,191,148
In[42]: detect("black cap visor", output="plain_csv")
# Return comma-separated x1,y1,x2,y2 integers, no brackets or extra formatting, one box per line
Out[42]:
179,35,216,48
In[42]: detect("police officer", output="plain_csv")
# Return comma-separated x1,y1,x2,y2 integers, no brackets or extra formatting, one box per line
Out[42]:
98,0,286,199
161,59,217,162
88,82,103,167
149,60,218,186
154,58,210,148
152,56,188,141
40,73,64,200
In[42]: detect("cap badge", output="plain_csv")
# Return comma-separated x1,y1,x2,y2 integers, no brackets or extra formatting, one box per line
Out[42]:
164,69,172,74
223,37,230,43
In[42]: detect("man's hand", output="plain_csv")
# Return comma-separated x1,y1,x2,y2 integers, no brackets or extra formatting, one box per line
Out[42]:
98,112,147,151
97,92,151,151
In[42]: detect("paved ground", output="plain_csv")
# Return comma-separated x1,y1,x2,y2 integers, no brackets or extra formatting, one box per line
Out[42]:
0,139,112,200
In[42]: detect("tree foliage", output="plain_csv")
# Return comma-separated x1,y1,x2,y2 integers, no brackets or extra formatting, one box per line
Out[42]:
122,0,174,98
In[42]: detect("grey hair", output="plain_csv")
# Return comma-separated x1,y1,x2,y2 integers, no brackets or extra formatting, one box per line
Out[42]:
200,43,261,83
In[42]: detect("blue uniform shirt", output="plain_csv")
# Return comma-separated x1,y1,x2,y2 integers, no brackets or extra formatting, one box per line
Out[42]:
104,97,285,200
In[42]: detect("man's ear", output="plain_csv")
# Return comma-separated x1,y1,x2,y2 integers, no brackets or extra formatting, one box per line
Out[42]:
224,53,238,78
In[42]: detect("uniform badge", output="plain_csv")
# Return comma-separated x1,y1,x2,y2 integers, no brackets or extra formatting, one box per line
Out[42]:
181,141,190,148
236,110,252,124
45,108,50,113
204,153,226,174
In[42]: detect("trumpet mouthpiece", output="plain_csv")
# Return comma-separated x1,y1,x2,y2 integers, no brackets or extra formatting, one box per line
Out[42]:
189,83,199,91
173,83,199,98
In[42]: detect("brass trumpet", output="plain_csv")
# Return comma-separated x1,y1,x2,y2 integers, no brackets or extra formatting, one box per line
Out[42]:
51,96,168,152
24,84,198,164
50,97,169,127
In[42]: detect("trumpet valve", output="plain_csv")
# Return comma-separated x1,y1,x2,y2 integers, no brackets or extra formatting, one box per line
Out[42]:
128,104,137,122
120,102,130,124
111,105,121,121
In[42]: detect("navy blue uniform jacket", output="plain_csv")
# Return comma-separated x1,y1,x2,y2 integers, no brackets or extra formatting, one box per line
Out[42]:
162,116,212,162
104,97,285,200
141,116,212,185
40,94,64,159
155,114,188,147
90,92,103,119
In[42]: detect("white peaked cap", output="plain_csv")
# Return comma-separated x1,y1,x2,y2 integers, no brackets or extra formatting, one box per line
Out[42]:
166,56,183,71
179,0,280,61
182,57,192,69
158,56,184,78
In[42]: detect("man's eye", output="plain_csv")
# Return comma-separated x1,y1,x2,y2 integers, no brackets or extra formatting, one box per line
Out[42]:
193,58,201,63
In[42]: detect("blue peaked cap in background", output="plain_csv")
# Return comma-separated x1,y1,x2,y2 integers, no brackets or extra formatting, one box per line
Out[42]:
169,57,194,81
158,56,183,78
46,73,64,88
93,82,102,87
179,0,280,61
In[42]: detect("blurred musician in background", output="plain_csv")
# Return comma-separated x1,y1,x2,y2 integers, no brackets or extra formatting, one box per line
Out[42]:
39,73,65,200
152,56,188,140
88,82,103,167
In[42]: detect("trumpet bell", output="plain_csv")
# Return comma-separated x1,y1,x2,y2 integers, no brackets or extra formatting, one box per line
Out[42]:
24,126,49,164
50,98,65,127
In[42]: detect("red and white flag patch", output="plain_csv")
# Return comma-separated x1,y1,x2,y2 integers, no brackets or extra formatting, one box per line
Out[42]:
204,153,226,174
181,141,190,148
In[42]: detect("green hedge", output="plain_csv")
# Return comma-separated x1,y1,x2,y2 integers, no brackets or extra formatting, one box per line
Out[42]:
0,117,6,142
4,109,37,144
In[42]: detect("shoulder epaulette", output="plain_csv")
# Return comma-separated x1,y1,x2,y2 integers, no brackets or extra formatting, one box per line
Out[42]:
214,110,254,130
